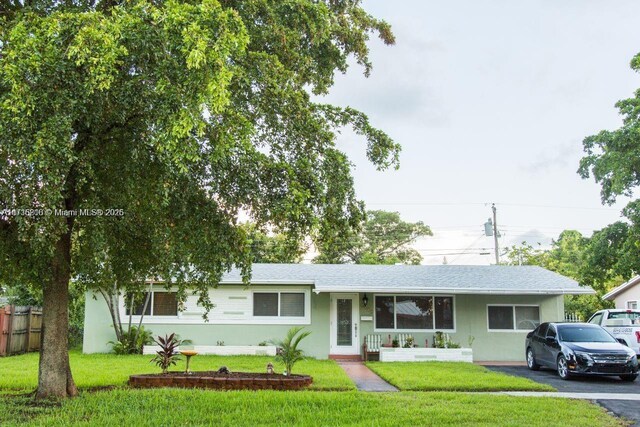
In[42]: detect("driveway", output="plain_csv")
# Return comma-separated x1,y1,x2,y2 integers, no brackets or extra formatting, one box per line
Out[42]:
487,365,640,426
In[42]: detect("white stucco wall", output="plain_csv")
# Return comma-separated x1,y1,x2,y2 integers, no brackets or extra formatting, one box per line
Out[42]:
612,285,640,310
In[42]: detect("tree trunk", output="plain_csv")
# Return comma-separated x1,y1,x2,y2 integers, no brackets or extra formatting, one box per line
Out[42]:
36,228,78,399
99,286,122,342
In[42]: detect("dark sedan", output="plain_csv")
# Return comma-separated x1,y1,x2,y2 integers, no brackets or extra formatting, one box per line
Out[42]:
525,322,639,381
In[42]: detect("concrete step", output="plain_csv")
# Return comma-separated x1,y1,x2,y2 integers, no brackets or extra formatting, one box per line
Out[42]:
329,354,362,362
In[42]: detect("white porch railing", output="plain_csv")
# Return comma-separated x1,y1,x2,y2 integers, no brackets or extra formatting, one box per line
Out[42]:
564,312,583,323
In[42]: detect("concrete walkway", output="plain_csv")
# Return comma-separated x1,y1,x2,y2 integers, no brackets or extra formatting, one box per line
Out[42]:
337,361,398,392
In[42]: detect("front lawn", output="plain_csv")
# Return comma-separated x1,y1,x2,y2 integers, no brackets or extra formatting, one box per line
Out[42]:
0,389,620,427
366,362,555,392
0,351,355,391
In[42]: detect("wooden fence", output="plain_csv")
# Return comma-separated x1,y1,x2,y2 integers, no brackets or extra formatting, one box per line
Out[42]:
0,305,42,356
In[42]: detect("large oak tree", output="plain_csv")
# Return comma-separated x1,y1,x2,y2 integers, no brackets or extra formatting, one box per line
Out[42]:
0,0,399,398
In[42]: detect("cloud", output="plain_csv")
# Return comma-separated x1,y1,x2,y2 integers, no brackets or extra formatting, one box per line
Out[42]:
520,142,580,175
504,229,553,248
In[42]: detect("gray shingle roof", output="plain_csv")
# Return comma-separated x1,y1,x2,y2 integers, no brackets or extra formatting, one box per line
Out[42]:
220,264,592,295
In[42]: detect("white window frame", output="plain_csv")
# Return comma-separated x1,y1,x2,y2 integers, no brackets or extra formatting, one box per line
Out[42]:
373,294,456,333
124,290,179,318
486,304,540,332
123,285,311,325
251,290,311,325
627,300,638,310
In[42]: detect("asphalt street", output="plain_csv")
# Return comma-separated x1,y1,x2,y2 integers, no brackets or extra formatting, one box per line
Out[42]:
488,365,640,426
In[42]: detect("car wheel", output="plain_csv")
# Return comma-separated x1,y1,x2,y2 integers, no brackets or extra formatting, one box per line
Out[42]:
526,348,540,371
557,355,571,380
620,374,638,382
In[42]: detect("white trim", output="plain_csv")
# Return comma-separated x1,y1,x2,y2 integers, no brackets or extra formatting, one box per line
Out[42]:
329,293,360,355
122,289,178,318
316,287,594,295
142,279,592,296
486,304,540,332
373,294,456,333
250,290,311,325
123,285,311,325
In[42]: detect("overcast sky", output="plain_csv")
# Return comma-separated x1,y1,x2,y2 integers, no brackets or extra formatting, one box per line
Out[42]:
316,0,640,265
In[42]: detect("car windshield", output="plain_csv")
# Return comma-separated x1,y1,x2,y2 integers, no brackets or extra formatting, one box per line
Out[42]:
558,326,617,343
607,311,640,322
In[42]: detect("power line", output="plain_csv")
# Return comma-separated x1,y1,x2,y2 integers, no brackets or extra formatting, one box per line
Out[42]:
364,201,620,211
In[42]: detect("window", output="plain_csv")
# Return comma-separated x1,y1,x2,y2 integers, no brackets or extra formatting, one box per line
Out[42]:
153,292,178,316
280,293,305,317
607,310,640,321
125,291,177,316
375,296,395,329
253,292,305,318
253,293,278,316
435,297,454,329
588,312,603,325
534,323,548,338
627,301,638,310
374,295,454,331
487,305,540,331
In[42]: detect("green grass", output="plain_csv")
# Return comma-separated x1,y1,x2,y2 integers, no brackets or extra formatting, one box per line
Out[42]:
366,362,555,392
0,351,355,391
0,389,621,426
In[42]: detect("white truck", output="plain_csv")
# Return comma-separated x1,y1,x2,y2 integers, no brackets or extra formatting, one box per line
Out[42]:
587,309,640,356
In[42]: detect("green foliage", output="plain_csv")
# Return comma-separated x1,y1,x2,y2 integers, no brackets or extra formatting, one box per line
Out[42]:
109,326,154,355
272,326,311,375
402,336,414,348
433,332,460,349
315,210,432,264
0,0,398,395
576,52,640,307
501,242,547,267
501,230,619,318
579,50,640,205
150,333,183,374
243,223,307,263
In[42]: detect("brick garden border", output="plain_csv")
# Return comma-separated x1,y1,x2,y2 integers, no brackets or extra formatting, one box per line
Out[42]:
129,372,313,390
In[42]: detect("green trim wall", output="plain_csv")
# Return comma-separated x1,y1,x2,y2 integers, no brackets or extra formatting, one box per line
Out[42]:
83,288,564,361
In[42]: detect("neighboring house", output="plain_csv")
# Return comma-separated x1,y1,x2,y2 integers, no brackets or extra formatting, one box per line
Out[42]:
603,275,640,310
83,264,592,362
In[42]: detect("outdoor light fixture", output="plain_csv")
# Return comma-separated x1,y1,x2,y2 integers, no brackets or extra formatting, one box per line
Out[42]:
362,294,369,307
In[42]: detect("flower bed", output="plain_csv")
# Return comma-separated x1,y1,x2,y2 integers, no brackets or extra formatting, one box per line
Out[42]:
129,372,313,390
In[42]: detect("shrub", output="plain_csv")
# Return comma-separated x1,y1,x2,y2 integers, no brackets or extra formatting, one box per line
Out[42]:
109,326,154,355
151,333,184,374
433,331,460,349
272,327,311,375
402,336,414,348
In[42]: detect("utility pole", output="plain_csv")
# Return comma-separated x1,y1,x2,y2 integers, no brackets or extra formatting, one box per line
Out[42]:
492,203,499,264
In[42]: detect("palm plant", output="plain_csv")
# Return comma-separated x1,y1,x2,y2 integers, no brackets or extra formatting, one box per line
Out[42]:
272,327,311,375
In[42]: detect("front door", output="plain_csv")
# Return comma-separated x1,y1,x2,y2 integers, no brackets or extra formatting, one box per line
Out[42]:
330,293,359,355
